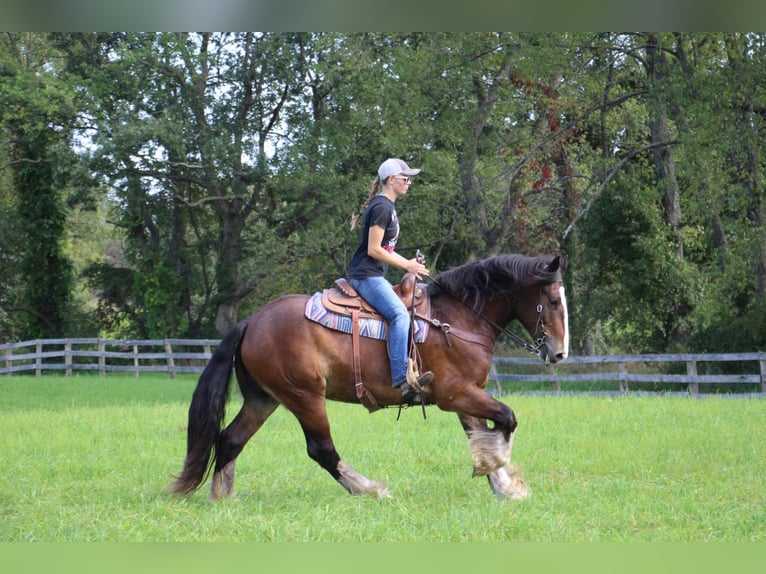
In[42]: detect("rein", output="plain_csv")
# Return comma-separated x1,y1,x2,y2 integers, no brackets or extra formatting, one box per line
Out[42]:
425,274,548,356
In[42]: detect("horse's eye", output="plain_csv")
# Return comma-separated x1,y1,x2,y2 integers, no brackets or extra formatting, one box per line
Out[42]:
549,299,560,309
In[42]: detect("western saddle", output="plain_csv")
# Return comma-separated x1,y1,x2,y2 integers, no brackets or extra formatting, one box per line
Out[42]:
321,273,430,412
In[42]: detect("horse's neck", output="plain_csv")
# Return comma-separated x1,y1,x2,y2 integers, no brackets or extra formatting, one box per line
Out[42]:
432,296,509,342
477,298,516,334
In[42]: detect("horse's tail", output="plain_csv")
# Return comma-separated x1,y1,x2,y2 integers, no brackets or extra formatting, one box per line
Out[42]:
170,320,248,495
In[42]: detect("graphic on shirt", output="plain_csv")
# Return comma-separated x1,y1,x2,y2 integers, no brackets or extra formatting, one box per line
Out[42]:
384,209,399,253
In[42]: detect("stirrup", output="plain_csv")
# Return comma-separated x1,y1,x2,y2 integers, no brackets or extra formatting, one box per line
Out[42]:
405,358,433,392
400,382,420,404
399,359,433,416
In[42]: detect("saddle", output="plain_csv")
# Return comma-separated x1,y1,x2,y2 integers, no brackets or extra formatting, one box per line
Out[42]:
319,273,431,413
322,273,430,321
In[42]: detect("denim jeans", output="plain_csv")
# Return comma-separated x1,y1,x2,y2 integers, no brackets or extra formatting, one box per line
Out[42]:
349,276,410,387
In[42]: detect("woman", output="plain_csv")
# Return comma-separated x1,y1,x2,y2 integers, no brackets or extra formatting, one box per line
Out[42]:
348,158,434,402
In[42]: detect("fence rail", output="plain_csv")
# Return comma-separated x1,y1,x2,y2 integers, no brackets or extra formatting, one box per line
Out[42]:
2,339,765,394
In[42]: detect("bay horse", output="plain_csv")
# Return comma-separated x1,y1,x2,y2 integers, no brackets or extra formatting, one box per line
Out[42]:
170,253,568,500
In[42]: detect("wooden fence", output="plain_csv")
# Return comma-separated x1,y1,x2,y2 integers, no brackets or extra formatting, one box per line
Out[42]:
490,352,766,394
2,338,765,395
0,338,220,378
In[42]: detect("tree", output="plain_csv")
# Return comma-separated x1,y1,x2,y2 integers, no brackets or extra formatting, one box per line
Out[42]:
59,33,380,336
0,33,77,338
4,32,766,357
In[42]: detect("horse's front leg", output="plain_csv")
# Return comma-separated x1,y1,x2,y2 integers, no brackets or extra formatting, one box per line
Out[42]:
451,386,517,469
457,412,514,476
457,406,529,499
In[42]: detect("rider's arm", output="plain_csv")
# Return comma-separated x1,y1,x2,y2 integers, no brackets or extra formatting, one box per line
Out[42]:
367,225,429,279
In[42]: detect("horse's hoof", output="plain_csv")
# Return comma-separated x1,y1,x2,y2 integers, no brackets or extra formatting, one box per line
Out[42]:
488,463,531,500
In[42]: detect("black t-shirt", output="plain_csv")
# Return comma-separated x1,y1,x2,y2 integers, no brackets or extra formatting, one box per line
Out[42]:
348,195,400,279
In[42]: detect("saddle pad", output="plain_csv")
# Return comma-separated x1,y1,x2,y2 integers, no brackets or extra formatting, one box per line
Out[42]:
304,292,428,343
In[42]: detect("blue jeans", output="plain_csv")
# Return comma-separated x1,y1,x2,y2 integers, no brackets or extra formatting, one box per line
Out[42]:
350,276,410,387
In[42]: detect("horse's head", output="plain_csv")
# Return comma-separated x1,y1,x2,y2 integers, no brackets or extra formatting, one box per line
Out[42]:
517,255,569,364
428,253,570,363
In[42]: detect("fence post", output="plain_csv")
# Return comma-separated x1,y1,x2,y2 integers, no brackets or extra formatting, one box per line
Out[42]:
36,341,42,377
489,362,502,394
618,362,628,392
760,360,766,394
98,340,106,377
165,341,176,379
133,344,140,378
687,360,699,395
4,346,12,377
547,364,560,392
65,342,72,377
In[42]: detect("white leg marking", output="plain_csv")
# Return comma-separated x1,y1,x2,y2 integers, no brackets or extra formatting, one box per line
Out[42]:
467,429,511,476
488,462,531,500
337,461,392,499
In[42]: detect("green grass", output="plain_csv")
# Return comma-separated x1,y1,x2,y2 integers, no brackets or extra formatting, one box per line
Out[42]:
0,374,764,541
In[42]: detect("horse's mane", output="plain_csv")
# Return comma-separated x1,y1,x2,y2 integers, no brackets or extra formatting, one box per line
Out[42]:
427,254,563,313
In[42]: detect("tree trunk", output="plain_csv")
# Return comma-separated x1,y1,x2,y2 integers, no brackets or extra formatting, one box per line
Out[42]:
645,33,683,261
746,134,766,296
213,198,248,334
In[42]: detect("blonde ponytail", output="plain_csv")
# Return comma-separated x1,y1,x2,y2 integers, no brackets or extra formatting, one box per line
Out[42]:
350,177,382,230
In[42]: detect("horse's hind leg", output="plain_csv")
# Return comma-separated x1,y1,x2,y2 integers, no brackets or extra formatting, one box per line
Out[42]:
292,399,391,499
211,383,279,500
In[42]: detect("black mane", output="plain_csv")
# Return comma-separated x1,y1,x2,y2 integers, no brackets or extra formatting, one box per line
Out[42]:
427,254,563,313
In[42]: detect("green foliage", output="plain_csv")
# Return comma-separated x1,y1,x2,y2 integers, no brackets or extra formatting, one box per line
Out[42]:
3,33,766,354
0,33,78,338
579,170,701,352
0,168,22,339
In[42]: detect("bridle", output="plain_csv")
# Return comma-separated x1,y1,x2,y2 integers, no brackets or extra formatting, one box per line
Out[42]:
426,274,549,356
475,294,548,356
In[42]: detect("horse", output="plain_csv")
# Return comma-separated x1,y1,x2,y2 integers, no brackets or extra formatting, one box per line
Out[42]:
170,253,569,500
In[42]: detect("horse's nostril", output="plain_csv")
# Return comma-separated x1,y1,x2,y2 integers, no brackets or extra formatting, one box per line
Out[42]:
556,352,567,361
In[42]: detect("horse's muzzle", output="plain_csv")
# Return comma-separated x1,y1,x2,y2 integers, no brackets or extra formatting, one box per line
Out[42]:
540,342,568,364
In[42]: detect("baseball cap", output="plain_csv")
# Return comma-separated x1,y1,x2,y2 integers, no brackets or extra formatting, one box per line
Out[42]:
378,158,421,180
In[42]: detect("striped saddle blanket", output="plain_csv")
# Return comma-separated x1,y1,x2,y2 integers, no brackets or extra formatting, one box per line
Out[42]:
304,276,431,343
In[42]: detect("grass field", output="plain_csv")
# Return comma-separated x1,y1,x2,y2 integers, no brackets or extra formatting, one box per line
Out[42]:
0,374,764,542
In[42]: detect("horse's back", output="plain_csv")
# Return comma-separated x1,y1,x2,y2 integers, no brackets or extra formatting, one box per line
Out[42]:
236,292,393,405
236,294,347,395
241,293,317,353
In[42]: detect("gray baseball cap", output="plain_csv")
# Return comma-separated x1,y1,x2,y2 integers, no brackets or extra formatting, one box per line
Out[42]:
378,158,421,180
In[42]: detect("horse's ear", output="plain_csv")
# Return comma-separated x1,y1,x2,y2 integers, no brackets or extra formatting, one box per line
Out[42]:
546,254,567,274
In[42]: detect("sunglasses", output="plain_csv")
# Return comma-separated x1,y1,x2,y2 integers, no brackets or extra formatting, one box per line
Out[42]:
392,176,411,183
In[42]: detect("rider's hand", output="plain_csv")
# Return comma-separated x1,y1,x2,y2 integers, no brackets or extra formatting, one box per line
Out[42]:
407,258,430,279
